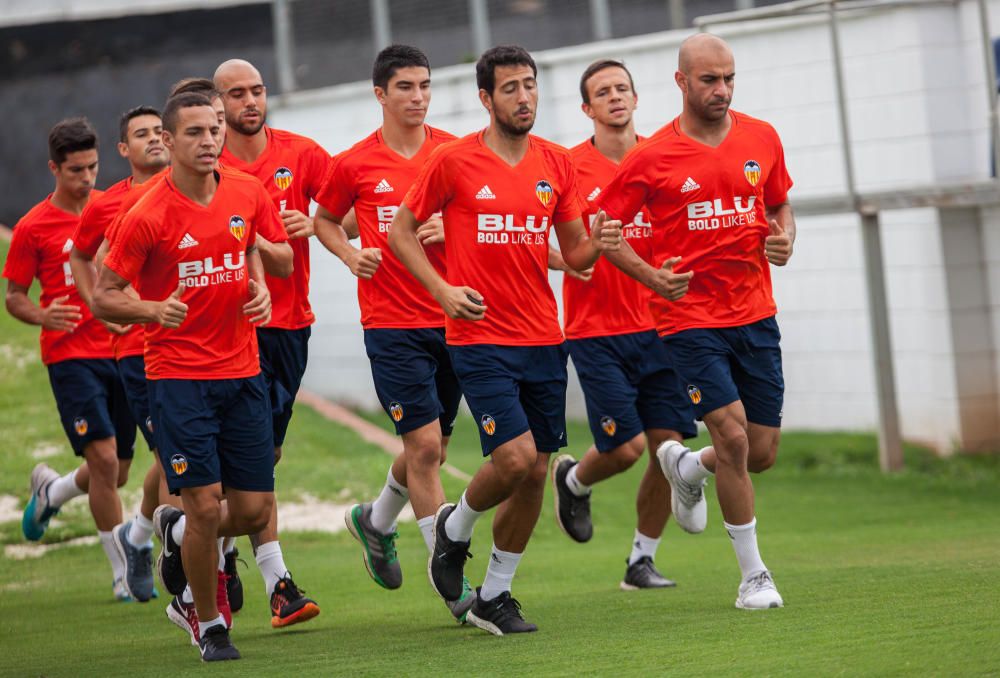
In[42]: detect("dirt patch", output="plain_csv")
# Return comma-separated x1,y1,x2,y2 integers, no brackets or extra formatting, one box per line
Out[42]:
0,495,21,524
31,444,62,460
278,493,414,534
5,535,99,560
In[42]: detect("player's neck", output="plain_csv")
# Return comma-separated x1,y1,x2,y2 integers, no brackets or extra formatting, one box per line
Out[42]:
483,126,529,166
381,120,426,159
172,165,218,207
50,186,87,215
678,109,732,148
592,123,637,164
225,127,268,163
131,165,161,185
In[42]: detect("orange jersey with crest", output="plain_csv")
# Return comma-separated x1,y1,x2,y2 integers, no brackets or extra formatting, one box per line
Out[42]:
104,167,287,379
598,111,793,335
219,127,330,330
563,138,655,339
315,126,455,329
3,193,113,364
404,131,581,346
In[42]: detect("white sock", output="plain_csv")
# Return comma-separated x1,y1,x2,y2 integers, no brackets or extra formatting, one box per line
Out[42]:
223,537,236,554
99,530,125,580
128,512,154,547
627,530,661,566
170,514,186,545
444,492,482,543
479,545,522,601
565,464,591,497
181,584,194,604
217,538,225,572
417,515,435,552
678,447,714,483
255,541,288,594
47,469,85,508
369,468,409,534
725,518,768,579
198,614,226,637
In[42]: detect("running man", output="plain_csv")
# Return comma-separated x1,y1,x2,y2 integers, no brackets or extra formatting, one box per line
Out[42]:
389,45,622,635
69,105,171,603
312,44,471,621
93,92,293,661
598,34,795,610
4,118,137,601
214,58,323,629
550,59,697,590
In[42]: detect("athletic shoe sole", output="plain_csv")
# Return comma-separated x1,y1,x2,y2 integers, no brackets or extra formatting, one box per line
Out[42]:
271,601,321,629
466,610,505,636
166,601,199,646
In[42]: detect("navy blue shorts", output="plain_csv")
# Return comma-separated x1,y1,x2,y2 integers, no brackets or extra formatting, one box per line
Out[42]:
365,328,463,437
257,326,310,448
148,375,275,494
117,355,156,450
568,330,697,452
47,358,136,459
663,316,784,427
449,344,568,456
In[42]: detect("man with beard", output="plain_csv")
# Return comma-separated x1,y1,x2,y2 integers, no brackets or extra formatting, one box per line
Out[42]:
598,33,795,610
389,45,623,635
550,59,697,591
214,59,324,629
68,105,171,603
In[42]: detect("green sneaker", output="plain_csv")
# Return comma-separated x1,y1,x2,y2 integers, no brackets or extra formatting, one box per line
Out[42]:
345,503,401,589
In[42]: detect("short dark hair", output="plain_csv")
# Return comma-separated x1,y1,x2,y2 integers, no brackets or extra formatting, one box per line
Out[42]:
169,77,220,99
48,118,98,166
372,44,431,90
118,106,161,142
579,59,636,104
161,92,214,133
476,45,537,94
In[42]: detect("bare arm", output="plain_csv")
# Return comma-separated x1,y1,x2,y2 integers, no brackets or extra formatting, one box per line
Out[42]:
243,247,272,325
764,202,796,266
387,204,484,320
340,208,359,240
553,209,622,272
5,280,82,331
254,235,294,278
92,266,187,328
314,205,382,279
603,241,694,302
548,245,593,282
68,247,98,308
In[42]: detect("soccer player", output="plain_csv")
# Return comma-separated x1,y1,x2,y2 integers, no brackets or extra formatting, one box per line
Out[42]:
598,34,795,610
4,118,138,601
312,44,471,621
389,45,622,635
550,59,697,590
69,105,171,603
214,58,324,628
93,92,293,660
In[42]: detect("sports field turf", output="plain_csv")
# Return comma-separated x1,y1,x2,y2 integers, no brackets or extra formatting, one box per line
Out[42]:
1,238,999,676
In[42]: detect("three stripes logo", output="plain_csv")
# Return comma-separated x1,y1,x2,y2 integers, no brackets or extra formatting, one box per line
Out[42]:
228,215,247,241
743,160,762,187
170,454,188,476
374,178,394,194
476,185,496,200
680,177,701,193
535,180,553,206
600,416,617,437
274,167,293,191
389,401,404,422
481,414,496,436
586,186,601,202
178,233,199,249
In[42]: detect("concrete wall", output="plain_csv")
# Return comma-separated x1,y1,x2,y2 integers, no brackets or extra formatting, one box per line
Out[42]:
272,0,1000,452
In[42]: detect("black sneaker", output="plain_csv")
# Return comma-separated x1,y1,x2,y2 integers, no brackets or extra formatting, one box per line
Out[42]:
552,454,593,543
427,503,472,602
199,623,241,662
466,588,538,636
223,547,245,614
270,573,320,628
620,556,677,590
153,505,187,596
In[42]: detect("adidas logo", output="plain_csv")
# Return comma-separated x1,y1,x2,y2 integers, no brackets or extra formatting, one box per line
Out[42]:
178,233,199,249
680,177,701,193
61,238,73,254
374,178,394,194
587,186,601,201
476,185,496,200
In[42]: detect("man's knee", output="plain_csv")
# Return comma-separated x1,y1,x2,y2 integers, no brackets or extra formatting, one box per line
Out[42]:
609,435,645,471
84,439,119,481
493,440,537,484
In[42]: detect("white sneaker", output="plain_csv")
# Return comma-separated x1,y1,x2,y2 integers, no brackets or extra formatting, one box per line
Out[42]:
735,570,783,609
656,440,707,534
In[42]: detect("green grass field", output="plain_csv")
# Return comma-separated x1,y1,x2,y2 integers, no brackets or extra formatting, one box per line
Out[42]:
1,238,999,677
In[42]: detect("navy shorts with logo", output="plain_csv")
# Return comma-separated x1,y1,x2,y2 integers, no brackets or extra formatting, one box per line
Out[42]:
449,343,568,456
663,315,784,427
568,330,697,452
148,374,275,495
257,326,311,448
47,358,136,459
364,327,463,436
117,355,156,450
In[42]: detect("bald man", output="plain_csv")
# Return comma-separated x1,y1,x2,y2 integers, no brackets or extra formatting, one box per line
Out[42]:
598,33,796,610
214,59,327,629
